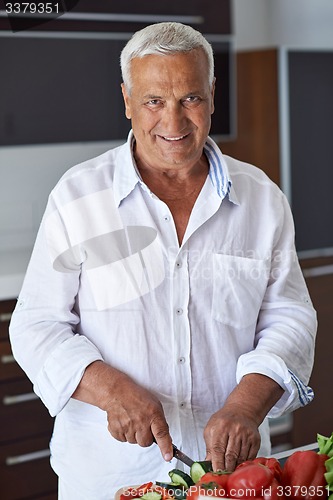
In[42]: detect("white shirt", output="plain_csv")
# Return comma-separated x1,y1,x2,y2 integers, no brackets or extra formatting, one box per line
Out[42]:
9,132,316,499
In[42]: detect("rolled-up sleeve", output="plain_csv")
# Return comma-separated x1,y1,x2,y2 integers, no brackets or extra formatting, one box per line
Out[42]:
236,193,317,416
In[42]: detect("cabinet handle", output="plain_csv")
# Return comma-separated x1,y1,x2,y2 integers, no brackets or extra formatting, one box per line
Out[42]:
6,448,50,466
0,312,12,322
3,392,39,405
1,354,15,364
54,12,204,25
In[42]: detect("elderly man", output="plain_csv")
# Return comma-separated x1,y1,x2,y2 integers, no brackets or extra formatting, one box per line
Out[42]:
10,22,316,499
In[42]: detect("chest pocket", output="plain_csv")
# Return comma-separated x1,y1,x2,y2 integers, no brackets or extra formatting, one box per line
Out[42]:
212,253,270,328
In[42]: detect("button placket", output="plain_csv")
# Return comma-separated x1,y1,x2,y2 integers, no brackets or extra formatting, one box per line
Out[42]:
172,249,192,410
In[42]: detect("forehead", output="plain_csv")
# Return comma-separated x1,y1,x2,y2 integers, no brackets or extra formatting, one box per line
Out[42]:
129,49,210,91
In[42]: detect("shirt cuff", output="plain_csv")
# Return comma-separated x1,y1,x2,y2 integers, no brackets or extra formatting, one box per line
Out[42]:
236,351,314,417
34,334,104,416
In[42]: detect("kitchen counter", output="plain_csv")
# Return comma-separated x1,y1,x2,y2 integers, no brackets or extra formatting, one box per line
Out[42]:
0,248,31,300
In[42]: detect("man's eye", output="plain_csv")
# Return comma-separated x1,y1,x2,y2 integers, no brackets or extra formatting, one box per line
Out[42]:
183,96,202,106
146,99,162,106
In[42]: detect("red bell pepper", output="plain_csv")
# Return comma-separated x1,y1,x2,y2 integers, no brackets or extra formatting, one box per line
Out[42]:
281,450,329,499
186,482,229,499
198,471,231,488
237,457,283,482
227,463,283,499
120,482,154,500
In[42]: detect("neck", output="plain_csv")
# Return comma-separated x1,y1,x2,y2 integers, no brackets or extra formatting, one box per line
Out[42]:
135,153,209,199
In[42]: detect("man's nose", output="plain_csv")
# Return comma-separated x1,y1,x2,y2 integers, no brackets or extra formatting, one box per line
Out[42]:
161,102,188,133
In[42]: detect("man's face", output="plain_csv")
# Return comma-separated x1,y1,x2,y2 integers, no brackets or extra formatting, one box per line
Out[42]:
122,49,215,171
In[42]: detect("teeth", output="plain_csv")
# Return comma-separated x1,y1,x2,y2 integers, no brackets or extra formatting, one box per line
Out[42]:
163,135,186,141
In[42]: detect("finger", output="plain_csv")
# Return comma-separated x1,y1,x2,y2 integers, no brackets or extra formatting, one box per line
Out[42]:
236,439,251,466
151,418,173,462
247,438,260,462
222,436,242,472
107,417,132,443
110,429,127,442
135,429,155,448
206,439,228,472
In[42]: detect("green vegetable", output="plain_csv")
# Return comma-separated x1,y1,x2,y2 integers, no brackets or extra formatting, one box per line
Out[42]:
317,432,333,496
325,456,333,492
168,469,194,489
190,461,213,483
155,482,187,499
318,432,333,458
155,482,179,489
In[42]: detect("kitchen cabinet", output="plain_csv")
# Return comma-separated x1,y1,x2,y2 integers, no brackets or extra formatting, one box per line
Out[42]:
63,0,232,34
293,261,333,447
0,299,57,500
220,47,333,257
0,1,234,145
219,49,281,186
0,0,231,34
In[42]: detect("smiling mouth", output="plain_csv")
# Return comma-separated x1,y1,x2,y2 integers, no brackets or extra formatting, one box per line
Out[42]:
159,134,189,142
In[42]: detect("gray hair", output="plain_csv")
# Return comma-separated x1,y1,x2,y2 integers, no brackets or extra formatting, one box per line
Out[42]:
120,22,214,92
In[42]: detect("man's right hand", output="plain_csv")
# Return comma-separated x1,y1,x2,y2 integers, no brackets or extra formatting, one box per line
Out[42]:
72,360,173,461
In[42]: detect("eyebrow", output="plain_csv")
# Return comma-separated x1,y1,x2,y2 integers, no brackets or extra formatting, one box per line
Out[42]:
142,90,204,100
142,94,163,100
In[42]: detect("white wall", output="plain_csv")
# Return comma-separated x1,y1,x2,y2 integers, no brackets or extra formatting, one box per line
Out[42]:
269,0,333,49
0,141,119,298
233,0,333,50
232,0,271,50
0,141,119,252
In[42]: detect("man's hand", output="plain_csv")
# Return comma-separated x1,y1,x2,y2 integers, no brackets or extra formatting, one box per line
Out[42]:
72,360,173,461
204,406,260,471
204,373,284,472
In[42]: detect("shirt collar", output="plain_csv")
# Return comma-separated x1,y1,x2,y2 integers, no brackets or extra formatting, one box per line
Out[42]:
114,131,142,207
114,130,239,206
204,136,239,205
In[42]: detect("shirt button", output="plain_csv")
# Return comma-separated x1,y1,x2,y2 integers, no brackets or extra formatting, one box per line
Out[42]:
176,261,182,268
179,357,186,364
179,402,185,408
176,308,183,315
163,215,170,222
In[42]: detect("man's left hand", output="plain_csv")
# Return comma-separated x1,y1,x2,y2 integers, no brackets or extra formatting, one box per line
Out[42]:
203,373,284,471
204,406,260,471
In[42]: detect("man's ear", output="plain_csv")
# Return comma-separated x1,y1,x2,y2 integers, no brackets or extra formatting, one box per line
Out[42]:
121,83,132,120
210,77,216,115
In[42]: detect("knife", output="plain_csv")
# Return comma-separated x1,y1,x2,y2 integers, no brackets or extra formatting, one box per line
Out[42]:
153,438,195,467
172,444,195,467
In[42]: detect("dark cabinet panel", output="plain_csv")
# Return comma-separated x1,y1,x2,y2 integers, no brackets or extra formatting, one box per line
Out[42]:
0,379,54,443
0,1,231,34
0,435,57,499
287,51,333,256
219,49,281,186
0,339,25,381
0,300,15,341
0,36,131,145
0,298,57,497
66,0,232,34
292,268,333,447
0,33,234,146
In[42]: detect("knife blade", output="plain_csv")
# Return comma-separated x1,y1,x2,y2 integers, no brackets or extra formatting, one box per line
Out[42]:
172,444,195,467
